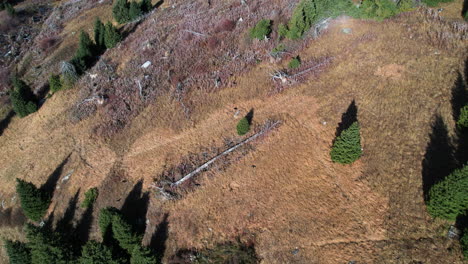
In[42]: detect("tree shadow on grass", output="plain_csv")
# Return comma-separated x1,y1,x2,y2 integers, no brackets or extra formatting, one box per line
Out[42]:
450,72,467,123
462,0,468,18
0,110,14,137
150,213,169,261
40,154,71,196
421,115,457,201
245,108,254,125
121,179,150,235
55,190,80,235
335,100,358,139
73,202,94,250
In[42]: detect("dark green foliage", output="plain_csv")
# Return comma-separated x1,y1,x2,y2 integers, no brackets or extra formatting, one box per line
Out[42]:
81,188,98,208
130,245,157,264
71,30,96,73
457,105,468,128
278,23,288,37
25,223,75,264
98,207,119,238
426,165,468,221
10,77,37,118
16,179,50,221
360,0,398,20
194,243,258,264
271,44,286,56
421,0,453,7
461,228,468,259
5,2,15,16
79,240,120,264
104,22,122,49
94,18,106,51
236,117,250,136
249,19,272,40
288,56,301,69
286,0,315,39
111,212,141,253
129,1,142,20
4,240,32,264
49,74,62,93
113,0,130,24
330,122,362,164
139,0,152,13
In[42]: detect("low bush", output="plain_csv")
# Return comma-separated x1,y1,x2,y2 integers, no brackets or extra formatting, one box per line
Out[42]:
81,188,98,208
421,0,453,7
48,75,62,93
236,117,250,136
330,122,362,164
426,165,468,221
249,19,272,40
194,243,258,264
288,56,301,69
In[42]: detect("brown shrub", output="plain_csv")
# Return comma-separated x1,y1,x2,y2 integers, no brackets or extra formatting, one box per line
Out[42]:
207,36,219,50
214,19,236,33
37,36,60,52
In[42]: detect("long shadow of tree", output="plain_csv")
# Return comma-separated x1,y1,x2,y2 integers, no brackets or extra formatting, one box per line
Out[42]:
40,154,71,197
421,115,457,200
0,110,14,137
451,61,468,166
120,179,150,235
150,213,169,261
335,100,358,139
245,108,254,125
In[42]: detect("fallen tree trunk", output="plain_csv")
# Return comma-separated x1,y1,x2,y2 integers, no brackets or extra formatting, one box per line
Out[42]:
171,120,281,187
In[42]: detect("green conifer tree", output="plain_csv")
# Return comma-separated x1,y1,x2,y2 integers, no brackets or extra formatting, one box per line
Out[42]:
111,212,141,253
461,228,468,260
104,22,122,49
330,122,362,164
94,18,106,51
130,245,158,264
79,240,120,264
4,240,32,264
113,0,130,24
236,117,250,135
16,179,50,221
457,105,468,128
426,165,468,221
98,207,119,238
129,1,142,20
10,77,37,118
139,0,152,13
249,19,272,40
287,0,316,39
25,223,75,264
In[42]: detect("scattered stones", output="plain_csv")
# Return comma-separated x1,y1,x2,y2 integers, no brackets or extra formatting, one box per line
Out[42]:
342,28,352,34
292,247,299,255
447,225,461,239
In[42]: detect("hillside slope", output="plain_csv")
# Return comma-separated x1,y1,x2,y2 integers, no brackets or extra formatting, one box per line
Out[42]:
0,0,467,263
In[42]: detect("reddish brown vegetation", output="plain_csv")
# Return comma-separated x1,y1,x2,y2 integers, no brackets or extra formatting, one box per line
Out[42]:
37,36,60,53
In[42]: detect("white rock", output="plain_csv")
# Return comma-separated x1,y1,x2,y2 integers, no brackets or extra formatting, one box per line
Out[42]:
141,61,152,68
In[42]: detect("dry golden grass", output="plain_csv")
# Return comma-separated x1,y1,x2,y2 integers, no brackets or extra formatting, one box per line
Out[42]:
0,1,467,263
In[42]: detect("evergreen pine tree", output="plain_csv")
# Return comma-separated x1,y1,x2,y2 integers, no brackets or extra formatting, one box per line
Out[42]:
111,212,141,253
79,240,120,264
10,77,37,118
236,117,250,135
113,0,130,24
249,19,272,39
287,0,316,39
74,30,95,69
5,2,15,16
426,165,468,221
130,245,157,264
139,0,152,13
4,240,32,264
16,179,50,221
457,105,468,128
98,207,119,239
129,1,142,20
330,122,362,164
94,18,106,51
25,223,76,264
104,22,122,49
461,228,468,260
